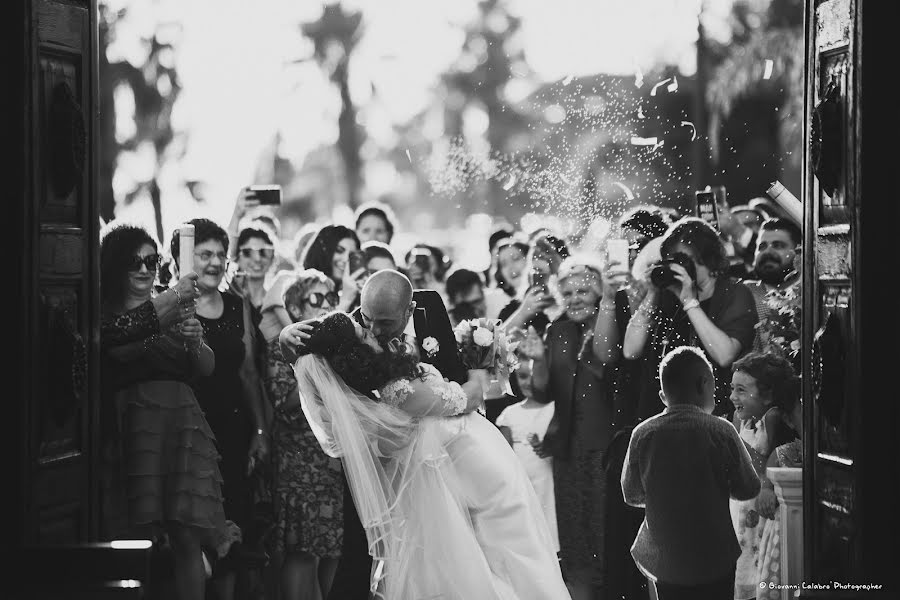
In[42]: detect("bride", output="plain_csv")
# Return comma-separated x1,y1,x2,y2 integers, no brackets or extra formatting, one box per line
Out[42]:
294,311,570,600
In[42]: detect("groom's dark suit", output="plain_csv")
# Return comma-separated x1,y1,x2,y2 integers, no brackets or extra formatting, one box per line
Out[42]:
327,289,466,600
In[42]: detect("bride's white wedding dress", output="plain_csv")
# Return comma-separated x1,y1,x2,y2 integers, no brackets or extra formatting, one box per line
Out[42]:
295,355,570,600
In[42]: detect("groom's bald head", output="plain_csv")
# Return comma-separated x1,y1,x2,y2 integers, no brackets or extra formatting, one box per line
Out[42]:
360,270,415,340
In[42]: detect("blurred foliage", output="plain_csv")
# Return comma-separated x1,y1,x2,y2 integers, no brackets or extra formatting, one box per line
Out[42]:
705,0,804,201
98,2,183,241
300,2,365,209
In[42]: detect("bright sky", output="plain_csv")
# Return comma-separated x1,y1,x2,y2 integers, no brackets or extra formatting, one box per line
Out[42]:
108,0,734,238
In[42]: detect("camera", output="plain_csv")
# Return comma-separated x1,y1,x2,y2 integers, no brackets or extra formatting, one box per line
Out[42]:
650,253,697,288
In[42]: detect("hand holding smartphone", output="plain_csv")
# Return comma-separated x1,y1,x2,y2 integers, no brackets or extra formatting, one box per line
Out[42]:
695,190,719,229
247,185,282,206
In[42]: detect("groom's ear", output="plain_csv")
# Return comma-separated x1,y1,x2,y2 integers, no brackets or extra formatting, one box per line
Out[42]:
408,300,417,315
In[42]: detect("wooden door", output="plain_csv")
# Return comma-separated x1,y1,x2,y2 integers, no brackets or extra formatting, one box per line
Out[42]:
802,0,895,595
14,0,100,546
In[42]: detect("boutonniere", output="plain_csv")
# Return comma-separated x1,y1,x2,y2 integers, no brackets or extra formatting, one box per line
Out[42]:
422,336,440,357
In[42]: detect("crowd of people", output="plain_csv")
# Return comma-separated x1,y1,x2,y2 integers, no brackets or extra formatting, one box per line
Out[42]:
98,186,804,600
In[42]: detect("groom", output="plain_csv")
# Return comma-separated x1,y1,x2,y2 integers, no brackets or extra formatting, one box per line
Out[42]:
280,269,467,600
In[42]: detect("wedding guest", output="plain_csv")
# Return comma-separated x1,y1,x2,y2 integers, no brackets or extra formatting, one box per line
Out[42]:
354,201,396,245
483,225,515,286
171,219,270,600
622,346,760,600
445,268,487,325
100,224,237,600
623,217,758,419
485,238,529,319
520,255,614,600
264,269,343,600
500,233,570,336
495,359,559,555
741,219,802,369
230,227,277,326
302,225,363,312
361,240,397,274
405,243,451,302
727,353,799,600
755,398,802,600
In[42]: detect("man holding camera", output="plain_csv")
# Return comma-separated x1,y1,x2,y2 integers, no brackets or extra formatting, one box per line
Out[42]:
621,218,758,420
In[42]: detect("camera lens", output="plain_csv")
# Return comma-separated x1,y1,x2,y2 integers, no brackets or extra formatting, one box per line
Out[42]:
650,264,676,287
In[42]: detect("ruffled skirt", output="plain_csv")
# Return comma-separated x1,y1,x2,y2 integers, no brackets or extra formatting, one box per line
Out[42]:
117,380,228,539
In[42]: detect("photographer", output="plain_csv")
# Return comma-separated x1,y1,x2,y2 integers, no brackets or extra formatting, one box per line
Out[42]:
623,217,758,418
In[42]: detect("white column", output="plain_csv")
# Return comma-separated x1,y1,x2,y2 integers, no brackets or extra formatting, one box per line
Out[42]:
767,467,803,600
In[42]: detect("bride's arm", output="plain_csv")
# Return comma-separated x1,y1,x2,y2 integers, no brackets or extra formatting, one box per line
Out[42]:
382,369,489,418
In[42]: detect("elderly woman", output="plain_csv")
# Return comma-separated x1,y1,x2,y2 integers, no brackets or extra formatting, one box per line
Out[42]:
171,218,270,600
623,217,758,419
520,255,616,600
100,224,237,600
263,269,343,600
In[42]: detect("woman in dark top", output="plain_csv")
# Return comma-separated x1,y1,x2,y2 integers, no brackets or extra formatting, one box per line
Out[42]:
521,257,614,600
171,219,270,600
623,217,758,419
100,224,237,600
301,224,363,313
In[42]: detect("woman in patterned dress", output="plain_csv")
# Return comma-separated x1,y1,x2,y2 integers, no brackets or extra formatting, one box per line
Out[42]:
264,269,344,600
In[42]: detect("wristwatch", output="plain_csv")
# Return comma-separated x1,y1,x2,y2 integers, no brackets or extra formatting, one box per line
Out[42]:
682,298,701,312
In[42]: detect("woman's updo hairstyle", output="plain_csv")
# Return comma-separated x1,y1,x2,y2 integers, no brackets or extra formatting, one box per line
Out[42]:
305,312,419,396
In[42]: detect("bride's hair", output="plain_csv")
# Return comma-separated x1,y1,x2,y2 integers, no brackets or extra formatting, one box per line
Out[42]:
306,312,421,395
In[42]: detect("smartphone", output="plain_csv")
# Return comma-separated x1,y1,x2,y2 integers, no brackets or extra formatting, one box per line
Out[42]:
412,252,431,272
695,190,719,229
530,270,549,293
248,185,282,206
348,250,366,275
607,239,630,270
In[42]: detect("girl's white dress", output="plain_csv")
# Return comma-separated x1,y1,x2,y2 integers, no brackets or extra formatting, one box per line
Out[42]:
496,399,559,552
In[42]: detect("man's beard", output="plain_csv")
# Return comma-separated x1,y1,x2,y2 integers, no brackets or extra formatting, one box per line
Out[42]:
755,258,789,285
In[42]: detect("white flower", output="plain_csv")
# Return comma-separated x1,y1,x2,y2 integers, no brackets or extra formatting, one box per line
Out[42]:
790,339,801,352
422,337,440,357
473,327,495,347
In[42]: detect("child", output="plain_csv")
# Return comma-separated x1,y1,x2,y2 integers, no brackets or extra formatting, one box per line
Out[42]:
728,353,799,599
622,346,760,600
496,359,559,553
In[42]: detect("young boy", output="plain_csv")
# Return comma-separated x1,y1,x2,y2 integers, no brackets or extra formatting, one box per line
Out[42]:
621,346,760,600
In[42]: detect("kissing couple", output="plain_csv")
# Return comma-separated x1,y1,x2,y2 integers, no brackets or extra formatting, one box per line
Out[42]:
279,269,570,599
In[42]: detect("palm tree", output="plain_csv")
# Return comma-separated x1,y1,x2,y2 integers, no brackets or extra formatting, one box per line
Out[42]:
301,2,365,209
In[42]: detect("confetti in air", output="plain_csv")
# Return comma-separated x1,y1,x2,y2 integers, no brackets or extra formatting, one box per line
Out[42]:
612,182,635,201
667,76,678,93
680,121,697,141
424,75,694,242
405,149,413,164
763,59,774,80
650,78,671,97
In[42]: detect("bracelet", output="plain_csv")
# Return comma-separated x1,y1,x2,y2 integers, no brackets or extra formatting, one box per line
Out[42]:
172,288,182,304
682,298,701,312
599,300,616,312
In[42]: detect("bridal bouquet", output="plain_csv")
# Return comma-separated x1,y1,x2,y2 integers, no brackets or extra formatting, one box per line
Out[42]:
453,318,519,398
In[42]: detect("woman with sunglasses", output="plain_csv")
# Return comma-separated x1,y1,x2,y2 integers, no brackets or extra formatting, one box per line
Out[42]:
301,225,364,312
171,218,271,600
100,223,239,600
231,226,278,327
263,269,344,600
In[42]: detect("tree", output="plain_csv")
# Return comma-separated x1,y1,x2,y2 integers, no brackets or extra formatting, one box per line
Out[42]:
98,3,183,242
440,0,532,216
301,2,365,209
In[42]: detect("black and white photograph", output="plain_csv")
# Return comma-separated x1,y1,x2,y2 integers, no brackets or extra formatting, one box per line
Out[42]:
4,0,895,599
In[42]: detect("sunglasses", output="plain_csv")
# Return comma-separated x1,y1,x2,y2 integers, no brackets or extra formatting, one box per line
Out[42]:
302,292,339,308
239,248,275,260
128,253,161,272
